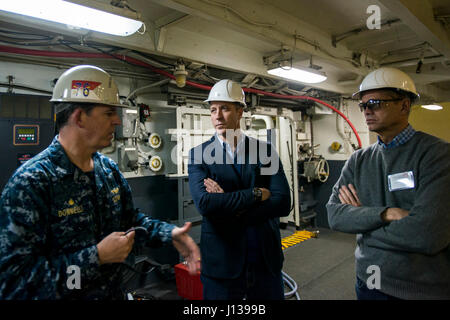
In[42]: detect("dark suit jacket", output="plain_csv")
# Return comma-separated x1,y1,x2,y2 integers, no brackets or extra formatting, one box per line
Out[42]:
188,135,291,279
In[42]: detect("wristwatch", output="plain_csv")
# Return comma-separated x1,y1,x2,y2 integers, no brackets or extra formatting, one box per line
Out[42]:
253,187,262,202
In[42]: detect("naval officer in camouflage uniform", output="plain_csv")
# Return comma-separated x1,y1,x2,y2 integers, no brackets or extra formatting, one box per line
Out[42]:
0,65,201,299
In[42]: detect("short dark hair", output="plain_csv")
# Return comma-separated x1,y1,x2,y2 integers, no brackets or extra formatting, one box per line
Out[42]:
53,102,95,133
380,89,415,114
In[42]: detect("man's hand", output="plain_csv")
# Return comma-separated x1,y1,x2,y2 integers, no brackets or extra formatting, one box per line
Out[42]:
338,184,409,222
204,178,271,202
97,231,135,265
338,184,361,207
381,208,409,222
260,188,271,201
204,178,224,193
172,222,201,275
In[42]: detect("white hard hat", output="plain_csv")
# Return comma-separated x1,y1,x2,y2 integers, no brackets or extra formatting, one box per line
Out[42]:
352,67,419,100
50,65,128,108
204,79,246,106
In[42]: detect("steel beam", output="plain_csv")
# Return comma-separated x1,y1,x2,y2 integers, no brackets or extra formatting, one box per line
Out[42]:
377,0,450,59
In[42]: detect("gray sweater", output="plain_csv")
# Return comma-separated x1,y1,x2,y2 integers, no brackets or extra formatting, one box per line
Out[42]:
326,131,450,299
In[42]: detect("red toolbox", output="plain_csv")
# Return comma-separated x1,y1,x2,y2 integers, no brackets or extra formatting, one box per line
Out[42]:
174,262,203,300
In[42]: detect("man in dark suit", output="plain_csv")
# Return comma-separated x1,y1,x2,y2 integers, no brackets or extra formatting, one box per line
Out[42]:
188,79,291,300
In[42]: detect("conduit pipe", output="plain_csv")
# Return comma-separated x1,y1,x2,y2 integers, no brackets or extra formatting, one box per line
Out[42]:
0,44,362,148
251,115,274,130
244,88,362,148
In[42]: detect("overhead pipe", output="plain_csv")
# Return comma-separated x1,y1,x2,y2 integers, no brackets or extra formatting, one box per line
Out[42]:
0,82,52,95
0,44,362,148
251,115,274,130
380,55,446,68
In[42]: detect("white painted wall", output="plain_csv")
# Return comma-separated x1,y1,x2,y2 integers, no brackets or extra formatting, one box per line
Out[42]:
0,61,149,100
312,99,370,160
0,62,60,95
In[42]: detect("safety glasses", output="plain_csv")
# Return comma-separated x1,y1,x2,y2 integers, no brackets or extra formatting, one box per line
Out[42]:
359,99,403,112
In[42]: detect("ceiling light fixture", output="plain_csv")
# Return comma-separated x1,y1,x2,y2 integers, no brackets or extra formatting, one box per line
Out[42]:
0,0,144,37
266,57,327,84
264,49,327,84
267,65,327,84
421,104,443,111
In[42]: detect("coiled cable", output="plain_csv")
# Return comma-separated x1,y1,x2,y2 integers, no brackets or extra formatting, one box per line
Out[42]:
282,271,301,300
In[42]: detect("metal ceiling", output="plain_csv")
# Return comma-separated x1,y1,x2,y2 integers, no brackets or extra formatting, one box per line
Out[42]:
0,0,449,102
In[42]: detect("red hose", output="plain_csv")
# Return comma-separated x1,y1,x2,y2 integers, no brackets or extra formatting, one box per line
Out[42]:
243,88,362,148
0,44,362,148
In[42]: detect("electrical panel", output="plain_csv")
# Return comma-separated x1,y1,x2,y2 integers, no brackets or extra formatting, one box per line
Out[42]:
116,107,140,138
118,146,138,172
13,124,39,145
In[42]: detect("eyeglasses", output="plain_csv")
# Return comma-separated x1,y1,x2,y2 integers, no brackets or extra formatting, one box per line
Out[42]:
359,99,403,112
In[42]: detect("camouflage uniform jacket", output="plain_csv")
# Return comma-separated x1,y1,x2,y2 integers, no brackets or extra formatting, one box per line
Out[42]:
0,136,175,299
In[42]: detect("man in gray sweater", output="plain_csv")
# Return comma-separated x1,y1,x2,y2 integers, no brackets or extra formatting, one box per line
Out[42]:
327,67,450,300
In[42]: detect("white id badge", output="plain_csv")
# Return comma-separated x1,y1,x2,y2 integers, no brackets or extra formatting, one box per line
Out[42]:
388,171,415,192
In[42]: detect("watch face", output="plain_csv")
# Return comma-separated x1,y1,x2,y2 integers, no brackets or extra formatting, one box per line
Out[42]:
253,188,262,200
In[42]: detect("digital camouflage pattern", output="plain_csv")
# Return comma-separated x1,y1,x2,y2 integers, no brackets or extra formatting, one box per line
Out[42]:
0,136,175,299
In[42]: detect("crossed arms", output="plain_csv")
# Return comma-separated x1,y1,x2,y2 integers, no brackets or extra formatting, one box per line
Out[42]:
187,149,291,225
326,151,450,256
